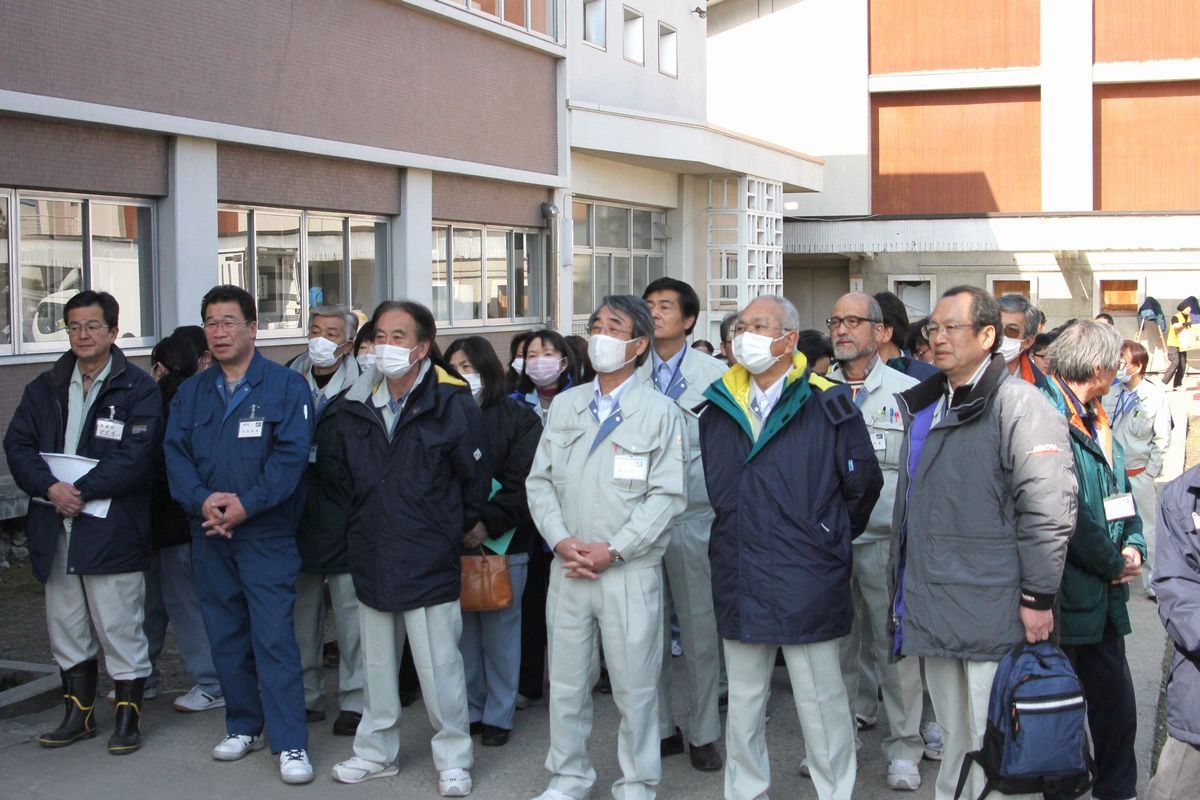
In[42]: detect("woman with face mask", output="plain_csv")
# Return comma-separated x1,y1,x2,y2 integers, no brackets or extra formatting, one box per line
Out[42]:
511,330,579,427
352,322,376,373
444,337,541,747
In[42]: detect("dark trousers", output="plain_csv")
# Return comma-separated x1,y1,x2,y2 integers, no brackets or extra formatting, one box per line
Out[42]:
1062,620,1138,800
1163,346,1185,388
193,534,308,753
518,549,553,699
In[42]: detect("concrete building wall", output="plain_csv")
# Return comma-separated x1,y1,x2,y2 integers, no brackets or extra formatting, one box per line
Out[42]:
217,144,402,215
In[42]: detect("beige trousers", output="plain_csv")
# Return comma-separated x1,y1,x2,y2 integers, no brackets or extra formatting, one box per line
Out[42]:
294,572,363,713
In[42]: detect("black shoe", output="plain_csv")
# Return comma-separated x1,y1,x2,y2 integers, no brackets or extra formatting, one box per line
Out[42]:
689,741,723,771
305,707,326,723
399,688,419,708
469,721,483,736
39,660,98,748
108,678,145,755
594,668,611,694
661,726,685,757
322,640,341,668
481,724,510,747
332,710,362,737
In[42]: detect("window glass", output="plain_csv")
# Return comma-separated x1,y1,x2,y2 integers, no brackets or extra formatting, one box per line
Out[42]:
531,0,553,34
504,0,526,27
486,230,510,320
90,204,153,339
573,253,592,316
20,198,83,345
658,24,677,77
623,8,644,64
255,212,302,331
648,255,665,283
514,232,540,318
308,216,344,307
217,209,249,289
1100,279,1139,312
432,227,450,321
584,0,606,46
612,255,631,295
595,204,630,249
573,201,591,247
352,220,386,321
471,0,499,14
453,228,483,322
992,279,1031,299
0,198,9,345
632,209,653,249
594,253,612,305
631,254,649,295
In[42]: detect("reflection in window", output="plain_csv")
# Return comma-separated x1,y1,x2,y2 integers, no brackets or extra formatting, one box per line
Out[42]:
432,227,450,321
572,201,666,321
453,228,483,322
584,0,606,46
573,253,592,316
0,198,8,345
351,220,387,319
217,210,249,289
612,255,631,295
20,198,83,345
255,212,302,331
503,0,525,27
595,204,630,249
486,230,510,320
308,217,344,307
90,204,153,339
431,224,545,325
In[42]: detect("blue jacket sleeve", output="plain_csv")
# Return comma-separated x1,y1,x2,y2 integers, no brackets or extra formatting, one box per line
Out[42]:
74,375,163,501
238,373,313,521
3,382,58,500
836,410,884,538
163,388,210,516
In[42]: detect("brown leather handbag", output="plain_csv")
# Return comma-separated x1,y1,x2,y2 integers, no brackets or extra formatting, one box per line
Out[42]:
460,549,513,612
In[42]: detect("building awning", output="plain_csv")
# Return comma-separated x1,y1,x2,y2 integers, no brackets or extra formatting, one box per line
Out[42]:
569,102,823,193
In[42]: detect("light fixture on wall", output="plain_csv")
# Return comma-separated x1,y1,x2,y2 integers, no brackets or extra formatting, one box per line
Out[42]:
691,6,706,19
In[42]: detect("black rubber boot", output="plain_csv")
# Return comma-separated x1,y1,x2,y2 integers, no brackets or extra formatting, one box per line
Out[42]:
107,678,145,755
38,660,98,748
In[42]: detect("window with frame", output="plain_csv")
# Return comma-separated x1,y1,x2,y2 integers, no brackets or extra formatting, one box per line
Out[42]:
584,0,606,47
217,206,389,337
456,0,557,38
658,23,677,77
430,223,546,326
623,7,644,64
571,200,666,318
1099,279,1140,313
0,188,155,356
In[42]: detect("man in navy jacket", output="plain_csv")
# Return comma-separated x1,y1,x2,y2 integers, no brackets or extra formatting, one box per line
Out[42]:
164,285,314,785
5,290,160,755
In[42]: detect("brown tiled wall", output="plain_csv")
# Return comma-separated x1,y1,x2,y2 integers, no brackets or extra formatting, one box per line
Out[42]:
0,0,558,176
218,145,402,215
432,173,551,227
0,115,167,196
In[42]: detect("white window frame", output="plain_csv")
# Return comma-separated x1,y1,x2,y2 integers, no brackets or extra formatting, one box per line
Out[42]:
571,199,666,329
448,0,559,42
432,222,549,329
888,274,938,321
987,273,1040,306
657,22,677,78
583,0,606,50
2,188,158,358
622,6,644,65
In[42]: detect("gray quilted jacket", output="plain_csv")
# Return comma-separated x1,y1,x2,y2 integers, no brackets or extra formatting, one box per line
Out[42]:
1153,466,1200,746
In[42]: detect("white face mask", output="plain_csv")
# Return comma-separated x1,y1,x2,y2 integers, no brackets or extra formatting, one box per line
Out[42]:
375,343,415,379
357,353,376,372
308,336,340,369
464,373,483,398
588,334,640,374
525,356,564,387
733,331,786,375
1115,368,1131,384
511,357,525,375
998,336,1024,364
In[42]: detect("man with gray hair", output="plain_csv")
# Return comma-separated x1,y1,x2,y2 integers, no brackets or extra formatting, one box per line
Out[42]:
1040,320,1144,800
997,293,1045,386
526,295,687,800
700,294,883,800
288,304,363,734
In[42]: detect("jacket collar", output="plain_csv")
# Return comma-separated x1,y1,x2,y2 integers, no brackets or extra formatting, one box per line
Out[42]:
343,360,467,422
898,354,1007,426
827,355,884,393
570,370,653,420
49,345,128,391
704,352,826,458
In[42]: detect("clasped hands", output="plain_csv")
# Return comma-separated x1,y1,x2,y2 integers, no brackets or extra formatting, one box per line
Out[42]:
201,492,247,539
554,537,615,580
48,481,84,517
1111,547,1143,586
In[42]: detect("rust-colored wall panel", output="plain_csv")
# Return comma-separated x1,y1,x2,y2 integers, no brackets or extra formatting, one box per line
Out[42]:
0,0,557,176
0,115,167,196
218,145,401,215
869,0,1039,74
1094,0,1200,63
433,173,550,228
1094,82,1200,211
872,89,1042,215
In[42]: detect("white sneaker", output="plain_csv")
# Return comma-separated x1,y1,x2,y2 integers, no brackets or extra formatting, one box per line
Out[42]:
921,721,945,761
530,790,576,800
439,767,473,797
799,757,811,777
212,733,265,761
280,749,314,785
174,686,225,712
887,759,921,791
671,638,684,657
331,756,400,784
855,712,877,730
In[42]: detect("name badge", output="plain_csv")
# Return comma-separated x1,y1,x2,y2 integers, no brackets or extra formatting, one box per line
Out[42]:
308,445,318,464
238,419,264,439
1103,492,1136,522
613,453,649,481
870,430,887,451
95,418,124,441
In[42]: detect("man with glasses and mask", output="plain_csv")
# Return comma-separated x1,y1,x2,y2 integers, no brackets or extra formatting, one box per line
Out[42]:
699,294,882,800
823,293,928,792
997,293,1046,387
164,284,315,784
287,304,364,735
888,286,1076,800
526,295,687,800
6,290,160,756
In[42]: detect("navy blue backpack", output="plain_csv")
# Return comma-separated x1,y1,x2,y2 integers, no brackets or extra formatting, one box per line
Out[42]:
953,641,1095,800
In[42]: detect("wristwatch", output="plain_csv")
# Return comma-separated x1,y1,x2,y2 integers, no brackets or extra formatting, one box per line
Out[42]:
607,545,624,564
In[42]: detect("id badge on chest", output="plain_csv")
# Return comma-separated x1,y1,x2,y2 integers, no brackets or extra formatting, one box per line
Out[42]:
613,451,649,481
238,404,264,439
870,430,887,451
1103,492,1136,522
94,407,124,441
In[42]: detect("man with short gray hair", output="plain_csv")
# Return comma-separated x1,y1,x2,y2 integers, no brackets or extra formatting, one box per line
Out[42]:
526,295,687,800
997,293,1044,385
701,294,883,800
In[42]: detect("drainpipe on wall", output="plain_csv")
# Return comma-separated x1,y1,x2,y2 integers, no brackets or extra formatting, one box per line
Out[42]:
542,200,561,331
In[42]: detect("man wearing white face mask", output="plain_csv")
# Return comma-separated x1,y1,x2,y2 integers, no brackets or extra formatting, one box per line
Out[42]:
288,305,364,736
526,295,687,800
699,295,883,800
997,293,1045,387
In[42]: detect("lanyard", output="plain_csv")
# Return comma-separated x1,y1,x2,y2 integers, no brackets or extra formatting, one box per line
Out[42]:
1111,389,1138,429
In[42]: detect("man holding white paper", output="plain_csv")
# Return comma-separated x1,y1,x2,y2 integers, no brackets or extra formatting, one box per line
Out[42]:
5,290,161,755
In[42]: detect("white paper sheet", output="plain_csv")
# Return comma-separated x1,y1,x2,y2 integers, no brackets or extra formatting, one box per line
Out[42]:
34,453,112,519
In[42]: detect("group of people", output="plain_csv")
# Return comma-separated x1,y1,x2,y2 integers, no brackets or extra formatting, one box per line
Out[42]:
4,278,1196,800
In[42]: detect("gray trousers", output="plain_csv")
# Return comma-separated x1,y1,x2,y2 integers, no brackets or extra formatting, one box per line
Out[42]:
295,571,363,714
461,553,528,731
656,514,723,747
45,529,151,680
144,542,220,695
353,599,472,771
1129,470,1159,589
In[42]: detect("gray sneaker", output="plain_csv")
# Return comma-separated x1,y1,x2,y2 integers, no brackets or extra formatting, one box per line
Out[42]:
174,686,225,712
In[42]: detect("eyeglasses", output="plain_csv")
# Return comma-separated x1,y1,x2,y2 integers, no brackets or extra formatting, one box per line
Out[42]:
1002,324,1024,338
203,319,251,332
589,325,634,338
66,322,110,337
922,322,975,339
733,322,786,337
826,316,880,331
